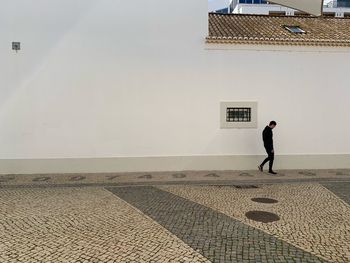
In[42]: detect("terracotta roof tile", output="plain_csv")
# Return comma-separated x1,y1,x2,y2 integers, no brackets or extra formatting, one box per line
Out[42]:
207,13,350,46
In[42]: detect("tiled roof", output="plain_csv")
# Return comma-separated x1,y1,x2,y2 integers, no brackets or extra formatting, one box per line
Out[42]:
207,13,350,46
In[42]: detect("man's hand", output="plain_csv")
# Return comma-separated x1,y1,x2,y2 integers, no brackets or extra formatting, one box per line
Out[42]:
271,149,274,153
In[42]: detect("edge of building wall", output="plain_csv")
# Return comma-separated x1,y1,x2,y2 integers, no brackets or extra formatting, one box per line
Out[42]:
0,154,349,174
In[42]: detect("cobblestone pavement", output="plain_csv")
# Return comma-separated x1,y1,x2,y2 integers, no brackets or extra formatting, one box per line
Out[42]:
0,187,209,263
0,174,349,263
108,186,328,263
321,182,350,205
0,169,349,188
158,184,350,263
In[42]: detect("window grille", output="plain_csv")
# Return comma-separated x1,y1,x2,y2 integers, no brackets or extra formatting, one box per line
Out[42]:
226,108,251,122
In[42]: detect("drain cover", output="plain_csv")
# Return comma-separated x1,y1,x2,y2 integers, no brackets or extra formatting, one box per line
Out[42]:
245,210,280,223
251,198,278,204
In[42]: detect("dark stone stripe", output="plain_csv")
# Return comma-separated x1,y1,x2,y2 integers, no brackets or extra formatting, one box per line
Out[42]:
107,186,327,263
321,182,350,205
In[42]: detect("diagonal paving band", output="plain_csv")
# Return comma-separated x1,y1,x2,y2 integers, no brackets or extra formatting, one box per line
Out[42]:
107,186,328,263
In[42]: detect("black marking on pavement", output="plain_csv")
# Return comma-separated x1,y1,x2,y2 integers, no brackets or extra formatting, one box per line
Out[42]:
299,171,316,176
138,174,152,179
172,173,186,179
69,176,86,181
105,175,119,180
205,173,220,177
239,172,254,177
32,177,51,182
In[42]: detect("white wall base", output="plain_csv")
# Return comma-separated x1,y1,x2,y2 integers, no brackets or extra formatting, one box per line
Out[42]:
1,154,349,174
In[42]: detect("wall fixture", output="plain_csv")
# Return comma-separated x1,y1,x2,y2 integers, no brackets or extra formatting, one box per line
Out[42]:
220,101,258,129
12,42,21,52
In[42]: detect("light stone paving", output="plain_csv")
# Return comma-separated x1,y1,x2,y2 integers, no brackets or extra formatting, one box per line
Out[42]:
158,183,350,263
0,187,210,263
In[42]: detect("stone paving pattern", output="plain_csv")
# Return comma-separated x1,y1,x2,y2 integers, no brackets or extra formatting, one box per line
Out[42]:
0,171,349,263
108,186,327,263
321,182,350,205
159,183,350,263
0,187,210,263
0,169,349,188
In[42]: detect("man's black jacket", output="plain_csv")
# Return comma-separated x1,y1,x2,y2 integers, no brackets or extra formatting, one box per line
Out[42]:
262,126,273,150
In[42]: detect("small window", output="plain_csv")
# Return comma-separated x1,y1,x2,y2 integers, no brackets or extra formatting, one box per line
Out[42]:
226,108,251,122
220,102,257,129
284,25,306,34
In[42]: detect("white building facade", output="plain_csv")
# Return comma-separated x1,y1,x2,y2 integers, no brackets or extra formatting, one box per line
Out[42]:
1,0,350,174
232,3,350,17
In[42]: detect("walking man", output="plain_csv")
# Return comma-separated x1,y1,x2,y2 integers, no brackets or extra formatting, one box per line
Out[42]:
258,121,277,174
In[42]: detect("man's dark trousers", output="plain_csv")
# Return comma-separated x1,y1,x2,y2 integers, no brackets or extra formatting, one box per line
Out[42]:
261,146,274,171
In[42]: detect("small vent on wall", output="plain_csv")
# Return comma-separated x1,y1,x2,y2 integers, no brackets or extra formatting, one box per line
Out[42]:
12,42,20,52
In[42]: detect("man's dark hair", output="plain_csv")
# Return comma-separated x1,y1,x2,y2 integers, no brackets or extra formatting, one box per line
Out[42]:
269,121,277,126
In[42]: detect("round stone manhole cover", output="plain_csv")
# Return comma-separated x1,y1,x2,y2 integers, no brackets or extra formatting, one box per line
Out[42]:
245,211,280,223
251,198,278,204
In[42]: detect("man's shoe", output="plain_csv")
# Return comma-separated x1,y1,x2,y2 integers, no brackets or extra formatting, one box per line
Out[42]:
269,170,277,175
258,165,263,172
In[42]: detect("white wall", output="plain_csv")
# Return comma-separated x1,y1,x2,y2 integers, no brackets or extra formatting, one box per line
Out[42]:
1,0,350,172
233,4,296,14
